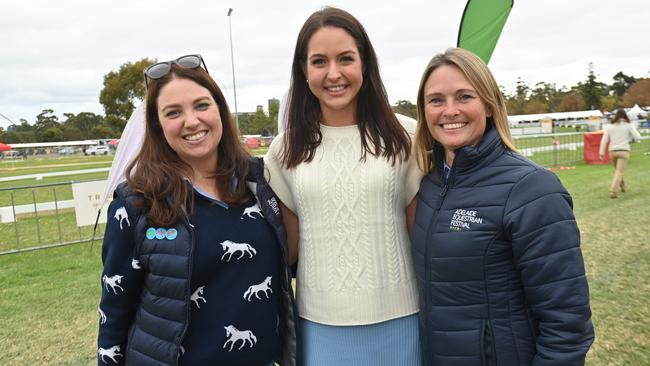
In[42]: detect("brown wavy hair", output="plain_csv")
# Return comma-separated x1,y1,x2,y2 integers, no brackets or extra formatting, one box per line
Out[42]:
281,6,411,168
126,64,250,226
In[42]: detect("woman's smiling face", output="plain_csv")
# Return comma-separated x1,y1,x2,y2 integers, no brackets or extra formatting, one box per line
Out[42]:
305,26,363,125
157,76,223,170
423,64,491,161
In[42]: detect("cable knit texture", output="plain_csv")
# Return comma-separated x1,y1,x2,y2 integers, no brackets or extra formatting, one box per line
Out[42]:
265,122,422,325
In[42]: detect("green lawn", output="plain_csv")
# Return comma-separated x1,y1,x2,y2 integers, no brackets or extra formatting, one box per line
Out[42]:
0,211,105,253
0,145,649,365
0,155,112,206
553,144,650,365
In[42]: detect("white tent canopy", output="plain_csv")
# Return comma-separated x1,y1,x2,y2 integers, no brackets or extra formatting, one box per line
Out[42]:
627,104,647,119
508,110,603,126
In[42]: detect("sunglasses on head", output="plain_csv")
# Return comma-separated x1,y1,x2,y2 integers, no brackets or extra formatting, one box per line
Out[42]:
143,54,209,87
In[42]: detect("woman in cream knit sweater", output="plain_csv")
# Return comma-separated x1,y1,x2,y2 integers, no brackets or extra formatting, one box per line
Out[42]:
264,7,422,365
599,109,642,198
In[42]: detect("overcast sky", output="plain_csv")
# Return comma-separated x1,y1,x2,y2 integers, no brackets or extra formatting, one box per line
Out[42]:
1,0,648,127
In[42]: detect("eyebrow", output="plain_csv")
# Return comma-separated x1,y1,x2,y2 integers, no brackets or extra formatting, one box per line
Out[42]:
308,49,357,60
425,89,477,98
160,96,211,113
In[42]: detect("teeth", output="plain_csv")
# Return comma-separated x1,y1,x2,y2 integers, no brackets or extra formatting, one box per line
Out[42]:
185,131,207,141
326,85,345,92
442,123,467,129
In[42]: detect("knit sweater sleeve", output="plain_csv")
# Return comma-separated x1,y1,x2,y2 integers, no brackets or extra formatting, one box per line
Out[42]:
630,124,642,142
264,135,296,213
397,113,424,203
403,149,424,204
599,126,610,156
504,168,595,366
97,196,145,366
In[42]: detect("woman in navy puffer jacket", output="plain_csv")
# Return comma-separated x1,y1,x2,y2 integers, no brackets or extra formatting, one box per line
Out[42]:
410,48,594,366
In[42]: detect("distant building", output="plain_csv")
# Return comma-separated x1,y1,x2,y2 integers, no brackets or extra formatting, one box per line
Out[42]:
268,98,279,113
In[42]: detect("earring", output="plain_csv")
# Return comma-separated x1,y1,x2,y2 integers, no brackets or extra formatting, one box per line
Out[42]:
306,79,309,84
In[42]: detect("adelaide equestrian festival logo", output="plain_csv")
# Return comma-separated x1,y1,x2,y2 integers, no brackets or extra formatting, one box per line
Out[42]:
449,209,484,231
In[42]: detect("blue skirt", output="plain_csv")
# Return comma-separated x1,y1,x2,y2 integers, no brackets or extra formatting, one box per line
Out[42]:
300,314,421,365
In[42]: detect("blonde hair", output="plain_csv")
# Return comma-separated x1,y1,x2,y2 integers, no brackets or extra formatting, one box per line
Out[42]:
414,48,517,173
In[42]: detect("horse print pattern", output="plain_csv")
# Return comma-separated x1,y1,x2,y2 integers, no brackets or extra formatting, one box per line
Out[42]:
98,345,122,364
114,206,130,230
223,325,257,351
241,202,264,219
243,276,273,301
98,306,107,325
98,195,280,363
220,240,257,262
191,286,207,309
102,274,124,294
131,258,141,270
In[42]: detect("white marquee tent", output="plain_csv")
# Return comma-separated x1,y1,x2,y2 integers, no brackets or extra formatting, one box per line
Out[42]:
627,104,647,119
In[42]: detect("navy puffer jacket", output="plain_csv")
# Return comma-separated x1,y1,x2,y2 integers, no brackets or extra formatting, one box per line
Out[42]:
411,126,594,366
99,158,297,366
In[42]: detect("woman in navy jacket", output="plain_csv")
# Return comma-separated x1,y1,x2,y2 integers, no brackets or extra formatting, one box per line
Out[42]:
97,55,296,366
410,48,594,366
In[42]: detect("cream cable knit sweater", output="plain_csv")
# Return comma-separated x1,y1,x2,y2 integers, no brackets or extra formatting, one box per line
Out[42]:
264,122,422,325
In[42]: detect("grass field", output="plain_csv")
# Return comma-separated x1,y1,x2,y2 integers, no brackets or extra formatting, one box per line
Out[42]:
0,155,112,206
0,142,649,365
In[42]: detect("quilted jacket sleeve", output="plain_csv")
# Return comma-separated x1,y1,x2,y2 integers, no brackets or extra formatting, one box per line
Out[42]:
504,168,594,366
97,195,145,365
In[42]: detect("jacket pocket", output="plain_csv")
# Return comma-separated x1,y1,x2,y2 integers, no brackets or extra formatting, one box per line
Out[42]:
480,319,496,366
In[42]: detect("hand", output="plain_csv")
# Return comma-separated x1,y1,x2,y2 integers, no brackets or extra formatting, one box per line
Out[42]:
599,154,604,160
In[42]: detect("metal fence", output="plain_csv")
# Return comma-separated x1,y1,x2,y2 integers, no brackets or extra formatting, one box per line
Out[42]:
513,132,586,168
0,179,105,255
3,129,648,255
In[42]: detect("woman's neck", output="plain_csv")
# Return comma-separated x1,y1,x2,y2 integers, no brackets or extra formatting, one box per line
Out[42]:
320,105,357,127
192,173,220,199
444,150,455,167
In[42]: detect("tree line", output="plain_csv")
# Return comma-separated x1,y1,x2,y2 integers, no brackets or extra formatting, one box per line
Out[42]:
2,60,649,144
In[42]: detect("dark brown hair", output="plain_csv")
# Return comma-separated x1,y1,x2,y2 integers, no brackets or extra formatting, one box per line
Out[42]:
126,65,250,226
281,6,411,168
611,109,630,123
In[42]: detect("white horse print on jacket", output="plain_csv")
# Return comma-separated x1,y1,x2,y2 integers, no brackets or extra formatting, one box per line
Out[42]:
98,345,123,364
114,206,130,230
131,259,141,269
220,240,257,262
241,202,264,219
243,276,273,301
98,306,107,325
190,286,206,308
223,325,257,351
102,274,124,294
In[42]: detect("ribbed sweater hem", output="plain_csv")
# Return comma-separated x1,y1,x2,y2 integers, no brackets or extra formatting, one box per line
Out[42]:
296,281,419,326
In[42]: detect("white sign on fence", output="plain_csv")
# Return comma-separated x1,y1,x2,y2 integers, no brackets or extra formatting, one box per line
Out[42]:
72,180,110,227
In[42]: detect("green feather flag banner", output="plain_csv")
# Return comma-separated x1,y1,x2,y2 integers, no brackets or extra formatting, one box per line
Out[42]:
457,0,514,64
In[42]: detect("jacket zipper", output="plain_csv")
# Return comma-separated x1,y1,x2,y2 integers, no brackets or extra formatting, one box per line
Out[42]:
423,169,451,361
175,218,194,366
481,319,496,366
254,178,297,365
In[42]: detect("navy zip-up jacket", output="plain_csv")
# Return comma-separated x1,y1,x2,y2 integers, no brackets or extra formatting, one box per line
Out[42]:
411,126,594,366
97,158,298,366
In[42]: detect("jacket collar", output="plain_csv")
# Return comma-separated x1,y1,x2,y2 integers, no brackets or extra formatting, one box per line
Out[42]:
433,120,505,174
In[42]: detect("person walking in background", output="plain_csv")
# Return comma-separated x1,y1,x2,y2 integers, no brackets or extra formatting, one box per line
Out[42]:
411,48,594,365
264,7,422,365
599,109,642,198
97,55,297,366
